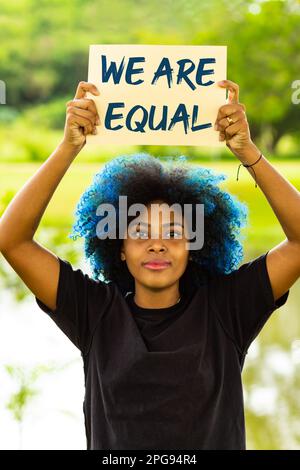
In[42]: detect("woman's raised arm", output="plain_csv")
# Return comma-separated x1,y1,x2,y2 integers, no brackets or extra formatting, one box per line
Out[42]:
0,81,100,311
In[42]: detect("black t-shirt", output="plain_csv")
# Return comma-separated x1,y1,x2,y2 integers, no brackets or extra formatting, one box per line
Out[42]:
35,251,289,450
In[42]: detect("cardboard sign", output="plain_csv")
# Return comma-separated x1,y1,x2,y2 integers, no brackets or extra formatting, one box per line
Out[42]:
86,44,227,146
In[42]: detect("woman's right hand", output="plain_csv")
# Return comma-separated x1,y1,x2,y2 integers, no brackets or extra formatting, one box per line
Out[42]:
62,81,101,151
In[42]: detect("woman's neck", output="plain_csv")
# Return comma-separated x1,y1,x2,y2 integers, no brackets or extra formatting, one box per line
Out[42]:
133,284,181,309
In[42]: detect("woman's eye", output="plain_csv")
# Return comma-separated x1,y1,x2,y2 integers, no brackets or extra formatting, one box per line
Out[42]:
136,230,148,239
129,227,149,239
130,228,182,239
165,231,181,239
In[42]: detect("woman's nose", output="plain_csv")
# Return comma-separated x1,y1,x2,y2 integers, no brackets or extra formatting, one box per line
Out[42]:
147,241,167,252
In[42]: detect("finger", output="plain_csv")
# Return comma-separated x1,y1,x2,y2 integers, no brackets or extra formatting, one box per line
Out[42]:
67,98,98,113
215,103,245,123
219,131,226,142
215,110,245,131
67,107,99,127
66,98,99,122
217,79,239,104
74,81,100,99
223,119,245,138
67,113,95,135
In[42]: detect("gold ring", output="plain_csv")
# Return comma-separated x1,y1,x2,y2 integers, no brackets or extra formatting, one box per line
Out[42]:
227,116,234,125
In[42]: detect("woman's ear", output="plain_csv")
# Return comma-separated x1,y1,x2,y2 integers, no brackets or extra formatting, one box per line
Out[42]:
120,247,126,261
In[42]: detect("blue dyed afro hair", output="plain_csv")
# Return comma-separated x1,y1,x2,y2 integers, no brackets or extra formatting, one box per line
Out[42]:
69,152,248,296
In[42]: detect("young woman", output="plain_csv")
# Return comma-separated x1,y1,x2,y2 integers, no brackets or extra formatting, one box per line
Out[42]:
0,80,299,450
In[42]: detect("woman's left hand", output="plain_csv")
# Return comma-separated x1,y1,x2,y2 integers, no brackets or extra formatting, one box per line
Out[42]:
214,79,257,161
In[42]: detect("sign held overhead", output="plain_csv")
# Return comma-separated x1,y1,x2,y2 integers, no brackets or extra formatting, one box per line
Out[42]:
86,44,227,146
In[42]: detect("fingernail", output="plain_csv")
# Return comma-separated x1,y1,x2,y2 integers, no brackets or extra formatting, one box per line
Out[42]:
92,128,97,135
96,117,100,125
214,123,218,130
94,87,100,95
217,80,225,85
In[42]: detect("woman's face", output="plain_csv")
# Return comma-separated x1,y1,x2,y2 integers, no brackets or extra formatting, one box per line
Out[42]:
120,199,191,291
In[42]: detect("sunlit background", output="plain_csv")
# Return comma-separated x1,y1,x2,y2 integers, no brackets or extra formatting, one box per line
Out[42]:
0,0,300,449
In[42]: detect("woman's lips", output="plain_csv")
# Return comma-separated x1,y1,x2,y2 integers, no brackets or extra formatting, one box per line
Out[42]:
143,262,171,270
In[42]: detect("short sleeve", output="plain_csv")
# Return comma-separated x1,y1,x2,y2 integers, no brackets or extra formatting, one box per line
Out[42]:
209,251,289,357
35,257,113,357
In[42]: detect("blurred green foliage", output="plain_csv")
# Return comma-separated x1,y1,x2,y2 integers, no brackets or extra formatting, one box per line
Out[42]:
4,360,78,449
0,0,299,161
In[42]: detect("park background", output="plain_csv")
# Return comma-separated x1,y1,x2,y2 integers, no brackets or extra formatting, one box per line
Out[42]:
0,0,300,449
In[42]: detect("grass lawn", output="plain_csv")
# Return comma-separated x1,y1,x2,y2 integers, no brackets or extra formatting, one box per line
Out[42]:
0,159,299,256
